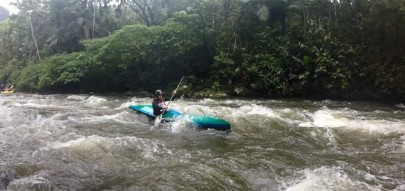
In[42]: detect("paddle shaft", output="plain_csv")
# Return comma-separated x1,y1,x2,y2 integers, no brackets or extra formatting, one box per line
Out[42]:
165,76,184,110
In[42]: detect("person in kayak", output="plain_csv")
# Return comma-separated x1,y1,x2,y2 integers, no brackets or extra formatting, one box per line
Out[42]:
152,89,167,116
2,83,14,91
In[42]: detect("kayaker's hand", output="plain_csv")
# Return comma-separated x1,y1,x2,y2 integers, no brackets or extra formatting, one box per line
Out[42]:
173,90,177,94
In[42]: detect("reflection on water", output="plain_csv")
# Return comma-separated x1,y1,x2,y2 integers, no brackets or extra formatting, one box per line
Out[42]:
0,94,404,190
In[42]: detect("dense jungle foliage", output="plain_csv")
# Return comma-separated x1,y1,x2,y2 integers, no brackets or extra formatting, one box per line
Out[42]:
0,0,404,101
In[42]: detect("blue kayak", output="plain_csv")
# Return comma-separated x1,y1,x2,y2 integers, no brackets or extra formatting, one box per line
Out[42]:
129,105,231,131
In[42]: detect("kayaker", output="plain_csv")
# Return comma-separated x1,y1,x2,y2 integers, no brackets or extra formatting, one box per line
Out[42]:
152,89,167,116
3,83,14,91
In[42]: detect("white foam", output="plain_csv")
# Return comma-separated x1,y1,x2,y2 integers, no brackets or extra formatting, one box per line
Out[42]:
68,111,141,125
285,166,380,191
395,103,405,109
238,104,281,118
49,135,97,150
66,95,88,101
47,135,172,160
298,107,405,134
299,108,349,128
8,173,54,191
15,102,71,110
115,100,138,110
198,98,216,104
182,104,216,116
82,95,108,107
167,115,193,133
395,183,405,191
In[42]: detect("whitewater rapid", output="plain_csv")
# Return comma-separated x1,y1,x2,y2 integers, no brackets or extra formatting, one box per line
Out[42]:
0,94,404,190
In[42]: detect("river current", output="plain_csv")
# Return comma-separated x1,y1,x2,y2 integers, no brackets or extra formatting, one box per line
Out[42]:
0,93,404,191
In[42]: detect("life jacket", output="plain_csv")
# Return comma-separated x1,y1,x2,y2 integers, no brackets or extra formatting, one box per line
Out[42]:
152,98,165,116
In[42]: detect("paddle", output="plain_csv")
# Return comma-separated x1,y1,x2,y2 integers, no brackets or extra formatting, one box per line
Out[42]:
165,76,184,110
153,76,184,127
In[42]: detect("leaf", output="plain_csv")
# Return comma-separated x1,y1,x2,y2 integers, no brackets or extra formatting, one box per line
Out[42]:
303,56,311,65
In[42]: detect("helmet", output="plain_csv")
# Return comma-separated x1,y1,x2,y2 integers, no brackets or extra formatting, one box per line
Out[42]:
154,89,162,96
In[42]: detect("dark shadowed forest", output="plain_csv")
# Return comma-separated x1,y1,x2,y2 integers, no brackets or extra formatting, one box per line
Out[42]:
0,0,404,101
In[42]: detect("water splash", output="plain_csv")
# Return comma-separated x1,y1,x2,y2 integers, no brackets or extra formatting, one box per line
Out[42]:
395,103,405,109
66,95,88,101
167,115,193,133
298,106,405,134
284,166,380,191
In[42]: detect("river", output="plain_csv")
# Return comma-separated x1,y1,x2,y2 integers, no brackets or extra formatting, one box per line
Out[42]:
0,93,404,191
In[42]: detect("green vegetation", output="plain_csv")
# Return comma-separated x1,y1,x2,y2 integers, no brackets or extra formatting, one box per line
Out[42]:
0,0,404,101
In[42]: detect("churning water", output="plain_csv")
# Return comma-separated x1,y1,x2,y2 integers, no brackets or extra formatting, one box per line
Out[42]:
0,94,404,191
